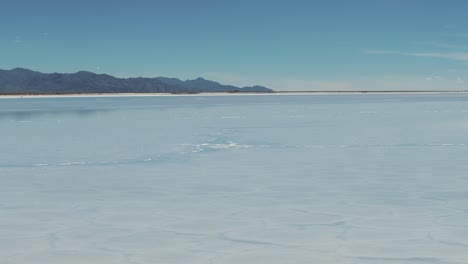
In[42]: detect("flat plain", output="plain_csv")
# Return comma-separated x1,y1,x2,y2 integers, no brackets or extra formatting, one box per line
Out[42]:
1,93,468,264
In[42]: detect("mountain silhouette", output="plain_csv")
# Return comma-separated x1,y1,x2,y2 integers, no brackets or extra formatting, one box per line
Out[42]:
0,68,273,94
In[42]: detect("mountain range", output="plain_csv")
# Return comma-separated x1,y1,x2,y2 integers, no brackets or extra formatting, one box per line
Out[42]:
0,68,273,94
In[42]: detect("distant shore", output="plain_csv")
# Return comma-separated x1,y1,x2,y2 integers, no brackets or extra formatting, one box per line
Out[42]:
0,90,467,99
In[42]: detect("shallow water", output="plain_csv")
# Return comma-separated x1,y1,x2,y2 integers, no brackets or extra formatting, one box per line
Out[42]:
1,93,468,264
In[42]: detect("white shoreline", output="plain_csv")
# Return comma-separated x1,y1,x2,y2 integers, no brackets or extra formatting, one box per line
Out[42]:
0,91,467,99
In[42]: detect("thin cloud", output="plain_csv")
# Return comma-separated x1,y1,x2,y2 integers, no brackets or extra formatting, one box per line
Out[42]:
415,41,468,50
425,76,443,81
365,49,468,62
442,32,468,38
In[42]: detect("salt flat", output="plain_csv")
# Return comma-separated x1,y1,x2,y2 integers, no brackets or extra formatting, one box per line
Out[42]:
1,93,468,264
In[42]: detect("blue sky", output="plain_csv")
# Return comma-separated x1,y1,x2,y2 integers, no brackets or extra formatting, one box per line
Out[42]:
1,0,468,90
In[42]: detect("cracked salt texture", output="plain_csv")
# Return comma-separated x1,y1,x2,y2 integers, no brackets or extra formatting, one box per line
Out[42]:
1,93,468,264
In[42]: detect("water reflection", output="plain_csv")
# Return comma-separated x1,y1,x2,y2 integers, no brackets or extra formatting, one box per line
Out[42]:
1,93,467,121
0,108,109,121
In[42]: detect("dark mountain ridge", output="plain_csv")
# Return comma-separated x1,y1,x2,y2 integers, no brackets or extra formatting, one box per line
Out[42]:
0,68,273,94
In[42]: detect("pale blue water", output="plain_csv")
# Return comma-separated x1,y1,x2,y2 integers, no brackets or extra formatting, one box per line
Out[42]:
1,93,468,264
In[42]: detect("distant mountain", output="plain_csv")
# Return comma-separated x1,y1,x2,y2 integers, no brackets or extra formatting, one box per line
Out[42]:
0,68,273,94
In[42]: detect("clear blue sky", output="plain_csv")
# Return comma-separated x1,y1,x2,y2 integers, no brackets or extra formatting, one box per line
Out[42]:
1,0,468,90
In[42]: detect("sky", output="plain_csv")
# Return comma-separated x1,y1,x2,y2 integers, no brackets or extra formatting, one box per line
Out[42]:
1,0,468,91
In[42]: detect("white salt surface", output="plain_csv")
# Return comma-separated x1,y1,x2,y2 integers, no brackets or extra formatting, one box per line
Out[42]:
1,94,468,263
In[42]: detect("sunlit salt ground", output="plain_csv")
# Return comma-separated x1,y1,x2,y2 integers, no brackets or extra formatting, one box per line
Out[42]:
1,93,468,264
